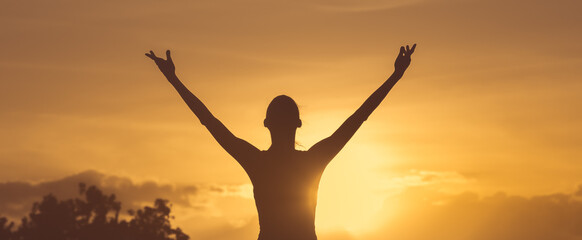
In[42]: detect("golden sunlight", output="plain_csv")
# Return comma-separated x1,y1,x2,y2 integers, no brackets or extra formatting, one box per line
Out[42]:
315,144,396,234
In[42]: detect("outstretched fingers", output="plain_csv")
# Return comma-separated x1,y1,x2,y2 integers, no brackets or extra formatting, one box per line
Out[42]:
146,50,174,63
166,50,172,63
403,44,417,57
145,50,159,60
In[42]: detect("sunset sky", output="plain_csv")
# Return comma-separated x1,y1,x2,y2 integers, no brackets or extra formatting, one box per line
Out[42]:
1,0,582,239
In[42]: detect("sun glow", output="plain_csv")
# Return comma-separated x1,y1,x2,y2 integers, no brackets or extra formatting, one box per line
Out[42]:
315,144,397,234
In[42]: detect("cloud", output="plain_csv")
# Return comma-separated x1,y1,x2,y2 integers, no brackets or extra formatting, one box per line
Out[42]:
387,169,471,189
180,215,356,240
364,185,582,240
0,170,250,221
3,170,582,240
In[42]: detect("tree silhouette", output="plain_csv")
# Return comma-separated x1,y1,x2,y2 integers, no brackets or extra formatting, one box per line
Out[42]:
1,217,14,240
1,183,189,240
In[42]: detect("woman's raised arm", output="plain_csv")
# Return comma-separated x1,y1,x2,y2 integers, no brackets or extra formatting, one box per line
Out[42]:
146,50,259,166
308,44,416,161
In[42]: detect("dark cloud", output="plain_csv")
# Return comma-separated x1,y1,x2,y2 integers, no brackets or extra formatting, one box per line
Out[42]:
199,217,259,240
0,170,201,219
180,216,355,240
367,186,582,240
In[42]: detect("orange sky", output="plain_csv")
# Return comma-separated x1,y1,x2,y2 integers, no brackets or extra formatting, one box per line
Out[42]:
1,0,582,239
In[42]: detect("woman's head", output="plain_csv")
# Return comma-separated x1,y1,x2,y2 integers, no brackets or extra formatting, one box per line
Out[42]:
264,95,302,129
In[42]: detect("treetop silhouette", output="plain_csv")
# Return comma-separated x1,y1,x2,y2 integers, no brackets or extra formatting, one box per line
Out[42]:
0,183,189,240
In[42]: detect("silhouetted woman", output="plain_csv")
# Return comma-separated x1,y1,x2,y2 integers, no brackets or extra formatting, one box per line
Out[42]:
146,44,416,240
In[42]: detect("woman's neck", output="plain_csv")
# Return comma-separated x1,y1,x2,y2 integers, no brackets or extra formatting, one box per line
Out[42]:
268,128,297,152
